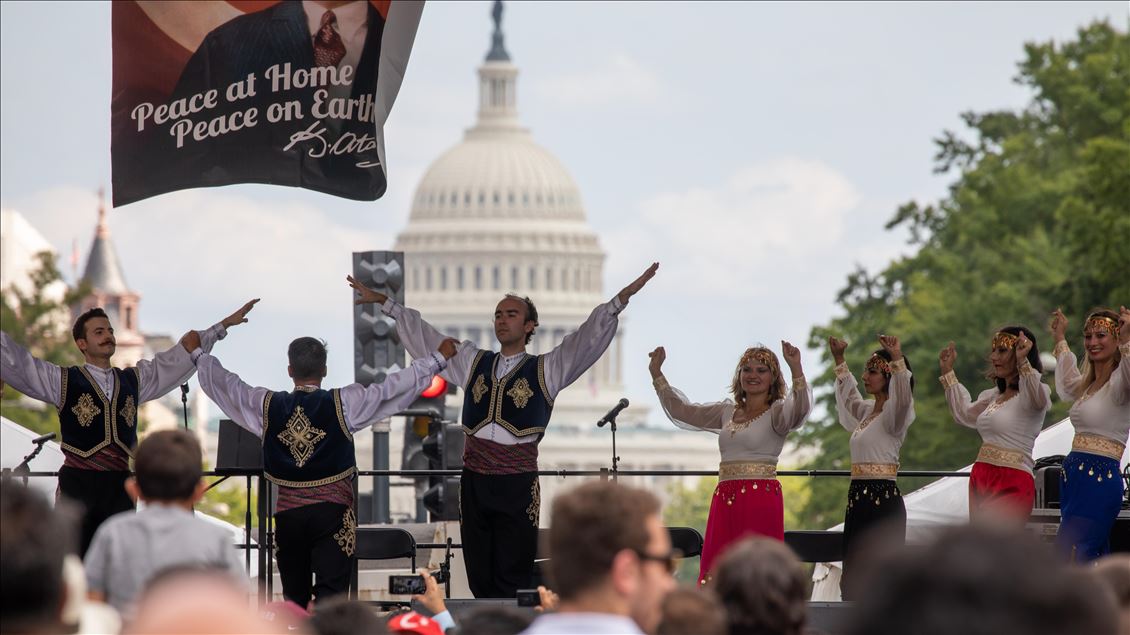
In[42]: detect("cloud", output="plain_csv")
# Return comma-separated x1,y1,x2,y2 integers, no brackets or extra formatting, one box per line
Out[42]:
606,158,862,299
4,186,399,387
534,53,662,108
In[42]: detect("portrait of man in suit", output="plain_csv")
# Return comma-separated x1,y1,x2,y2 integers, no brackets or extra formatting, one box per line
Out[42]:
152,0,389,201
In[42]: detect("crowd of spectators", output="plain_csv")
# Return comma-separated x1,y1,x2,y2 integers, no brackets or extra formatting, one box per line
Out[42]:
2,443,1128,635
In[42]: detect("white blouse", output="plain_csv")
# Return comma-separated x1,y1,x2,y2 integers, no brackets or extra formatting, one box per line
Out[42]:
653,375,812,464
942,360,1051,473
1054,341,1130,446
834,359,915,466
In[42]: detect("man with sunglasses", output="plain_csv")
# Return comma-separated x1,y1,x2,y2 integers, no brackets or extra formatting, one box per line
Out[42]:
521,481,677,635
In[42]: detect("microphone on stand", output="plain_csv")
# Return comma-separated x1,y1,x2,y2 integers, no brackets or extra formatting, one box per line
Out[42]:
31,432,56,445
597,398,629,428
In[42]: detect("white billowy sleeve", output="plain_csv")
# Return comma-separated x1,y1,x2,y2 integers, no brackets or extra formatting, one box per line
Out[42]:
192,351,269,437
1053,341,1083,403
883,359,916,437
340,352,446,433
0,331,63,407
1111,343,1130,406
1017,359,1051,412
772,376,813,436
833,363,868,432
383,300,476,388
136,323,227,402
941,372,991,428
651,375,726,434
541,297,624,398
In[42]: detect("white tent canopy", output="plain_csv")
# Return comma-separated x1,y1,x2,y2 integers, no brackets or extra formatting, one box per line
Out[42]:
811,418,1130,601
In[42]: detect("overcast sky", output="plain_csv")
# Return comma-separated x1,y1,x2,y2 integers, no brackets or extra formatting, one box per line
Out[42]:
1,1,1123,424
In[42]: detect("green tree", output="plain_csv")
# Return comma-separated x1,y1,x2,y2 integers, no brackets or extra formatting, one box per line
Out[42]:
796,21,1130,530
1,251,89,436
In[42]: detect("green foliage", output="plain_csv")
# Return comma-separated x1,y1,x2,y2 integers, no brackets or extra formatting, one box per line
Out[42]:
797,21,1130,530
198,466,258,529
1,251,89,436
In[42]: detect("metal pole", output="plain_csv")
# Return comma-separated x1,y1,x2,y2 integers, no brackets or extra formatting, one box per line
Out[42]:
372,421,390,524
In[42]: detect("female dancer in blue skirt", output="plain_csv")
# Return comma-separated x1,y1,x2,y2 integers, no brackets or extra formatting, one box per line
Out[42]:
1049,306,1130,561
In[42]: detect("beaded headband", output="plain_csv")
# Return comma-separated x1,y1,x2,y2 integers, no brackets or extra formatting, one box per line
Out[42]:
992,331,1019,350
739,348,779,373
865,354,891,375
1083,315,1120,340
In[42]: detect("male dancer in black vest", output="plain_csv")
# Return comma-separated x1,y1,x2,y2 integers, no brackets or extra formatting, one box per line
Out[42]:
182,325,458,608
348,262,659,598
0,300,258,554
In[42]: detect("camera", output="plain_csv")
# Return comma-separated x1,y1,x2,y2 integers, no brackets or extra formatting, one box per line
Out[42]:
389,574,426,595
516,589,540,607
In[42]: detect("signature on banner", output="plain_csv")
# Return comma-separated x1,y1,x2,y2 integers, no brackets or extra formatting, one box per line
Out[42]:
283,121,381,168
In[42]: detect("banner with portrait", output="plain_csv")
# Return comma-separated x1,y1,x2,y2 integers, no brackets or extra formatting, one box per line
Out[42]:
111,0,424,207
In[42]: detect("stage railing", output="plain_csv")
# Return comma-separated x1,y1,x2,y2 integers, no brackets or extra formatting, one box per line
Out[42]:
3,466,974,603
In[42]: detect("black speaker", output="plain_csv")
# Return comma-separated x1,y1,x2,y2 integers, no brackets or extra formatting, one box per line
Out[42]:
1034,464,1063,509
215,419,263,474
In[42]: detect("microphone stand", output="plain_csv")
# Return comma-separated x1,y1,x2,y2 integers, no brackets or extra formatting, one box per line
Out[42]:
12,433,55,486
609,417,619,481
597,399,628,481
181,383,190,430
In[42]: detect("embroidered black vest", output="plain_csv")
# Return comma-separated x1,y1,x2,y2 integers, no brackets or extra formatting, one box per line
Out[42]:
58,366,140,458
262,388,356,488
461,351,554,438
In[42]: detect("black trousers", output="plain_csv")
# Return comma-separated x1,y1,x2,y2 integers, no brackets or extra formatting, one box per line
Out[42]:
274,502,354,608
57,466,134,557
460,468,540,598
841,479,906,600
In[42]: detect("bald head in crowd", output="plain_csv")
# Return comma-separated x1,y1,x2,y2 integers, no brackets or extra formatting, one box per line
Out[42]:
125,567,274,634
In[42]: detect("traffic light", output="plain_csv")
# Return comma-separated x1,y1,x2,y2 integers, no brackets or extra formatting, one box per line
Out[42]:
401,375,451,521
352,251,404,386
422,421,464,521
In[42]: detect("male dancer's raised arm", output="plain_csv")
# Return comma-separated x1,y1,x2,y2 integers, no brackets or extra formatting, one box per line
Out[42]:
0,299,259,407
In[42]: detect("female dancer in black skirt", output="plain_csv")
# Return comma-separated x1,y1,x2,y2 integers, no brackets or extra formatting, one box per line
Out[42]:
828,334,914,600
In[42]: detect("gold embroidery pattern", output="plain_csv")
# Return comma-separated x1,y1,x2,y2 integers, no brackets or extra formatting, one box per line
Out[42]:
847,480,901,509
334,508,357,557
507,378,534,409
277,406,326,467
718,461,776,481
727,408,769,437
976,444,1027,470
714,478,782,506
981,392,1017,418
1072,434,1126,461
939,371,959,389
526,479,540,527
120,396,137,428
472,374,488,404
851,463,899,479
72,393,101,427
1054,340,1071,358
1062,456,1116,485
854,412,881,435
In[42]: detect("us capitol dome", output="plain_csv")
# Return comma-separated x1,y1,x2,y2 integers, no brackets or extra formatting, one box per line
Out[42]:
394,5,642,430
389,3,717,523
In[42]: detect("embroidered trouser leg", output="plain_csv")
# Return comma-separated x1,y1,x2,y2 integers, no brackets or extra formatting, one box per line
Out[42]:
460,468,539,598
57,466,134,557
275,502,353,608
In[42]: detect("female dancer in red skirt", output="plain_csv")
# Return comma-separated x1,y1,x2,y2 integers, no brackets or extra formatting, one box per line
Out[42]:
829,333,915,600
939,326,1050,522
649,342,812,584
